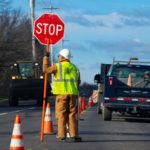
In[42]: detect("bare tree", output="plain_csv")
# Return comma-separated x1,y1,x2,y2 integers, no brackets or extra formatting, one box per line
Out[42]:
0,5,44,96
0,0,11,12
0,10,32,64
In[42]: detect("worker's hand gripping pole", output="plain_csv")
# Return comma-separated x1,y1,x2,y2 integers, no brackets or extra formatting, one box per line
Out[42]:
40,39,50,142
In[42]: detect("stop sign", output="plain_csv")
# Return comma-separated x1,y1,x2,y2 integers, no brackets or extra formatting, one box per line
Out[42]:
34,13,65,45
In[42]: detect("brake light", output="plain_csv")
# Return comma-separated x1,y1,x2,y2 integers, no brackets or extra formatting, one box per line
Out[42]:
104,103,109,107
108,77,113,87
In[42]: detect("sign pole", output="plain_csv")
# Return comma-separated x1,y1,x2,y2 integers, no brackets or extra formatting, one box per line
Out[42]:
40,39,50,142
50,45,54,84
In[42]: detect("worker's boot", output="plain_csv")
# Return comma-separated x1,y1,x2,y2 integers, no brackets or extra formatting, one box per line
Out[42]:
66,136,82,142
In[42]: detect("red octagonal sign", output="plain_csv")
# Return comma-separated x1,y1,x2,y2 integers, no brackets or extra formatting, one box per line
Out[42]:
34,13,65,45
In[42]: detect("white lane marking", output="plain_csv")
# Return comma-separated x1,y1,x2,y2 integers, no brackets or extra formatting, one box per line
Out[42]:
0,107,36,116
26,148,48,150
0,112,8,116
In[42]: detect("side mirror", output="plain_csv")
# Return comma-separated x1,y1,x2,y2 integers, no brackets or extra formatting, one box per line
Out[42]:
94,74,101,84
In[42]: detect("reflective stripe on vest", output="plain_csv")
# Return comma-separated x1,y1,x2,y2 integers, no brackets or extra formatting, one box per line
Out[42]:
53,63,78,82
52,62,79,95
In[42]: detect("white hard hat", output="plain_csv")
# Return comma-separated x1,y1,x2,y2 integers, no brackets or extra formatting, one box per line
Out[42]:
59,48,71,59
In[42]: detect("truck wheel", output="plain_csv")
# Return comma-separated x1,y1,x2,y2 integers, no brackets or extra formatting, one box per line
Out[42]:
9,92,18,106
102,107,112,121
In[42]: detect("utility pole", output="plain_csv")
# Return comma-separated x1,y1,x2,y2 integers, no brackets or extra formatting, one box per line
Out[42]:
30,0,36,61
43,5,59,13
43,4,59,66
61,39,69,49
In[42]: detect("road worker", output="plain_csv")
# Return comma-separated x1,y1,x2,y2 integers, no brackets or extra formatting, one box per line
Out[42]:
43,48,82,142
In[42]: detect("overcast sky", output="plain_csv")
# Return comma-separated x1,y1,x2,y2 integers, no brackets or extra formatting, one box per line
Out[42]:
12,0,150,83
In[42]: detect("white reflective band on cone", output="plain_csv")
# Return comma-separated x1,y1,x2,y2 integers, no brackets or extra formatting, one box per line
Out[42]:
12,124,22,135
10,139,24,147
44,115,52,122
45,109,51,114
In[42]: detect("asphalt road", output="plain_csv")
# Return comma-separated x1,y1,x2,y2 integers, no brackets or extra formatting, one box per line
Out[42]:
1,99,150,150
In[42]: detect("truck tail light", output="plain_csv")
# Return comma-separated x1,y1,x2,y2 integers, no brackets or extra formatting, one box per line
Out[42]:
108,77,113,87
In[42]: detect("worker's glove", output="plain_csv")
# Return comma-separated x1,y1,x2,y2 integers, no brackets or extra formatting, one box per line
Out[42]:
43,56,49,73
43,56,48,65
46,52,50,57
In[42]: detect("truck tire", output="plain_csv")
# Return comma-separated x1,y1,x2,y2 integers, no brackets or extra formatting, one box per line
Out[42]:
102,107,112,121
9,92,18,106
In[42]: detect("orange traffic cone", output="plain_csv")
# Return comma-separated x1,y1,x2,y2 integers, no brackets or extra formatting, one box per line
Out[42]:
127,74,132,87
9,115,25,150
88,97,93,108
79,97,82,114
44,102,54,134
80,97,86,114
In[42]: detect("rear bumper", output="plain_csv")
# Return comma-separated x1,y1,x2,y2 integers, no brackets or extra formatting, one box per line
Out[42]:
103,98,150,110
104,103,150,110
10,87,44,98
9,79,51,99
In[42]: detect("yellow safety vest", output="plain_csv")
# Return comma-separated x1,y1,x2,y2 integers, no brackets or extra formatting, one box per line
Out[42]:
52,61,80,95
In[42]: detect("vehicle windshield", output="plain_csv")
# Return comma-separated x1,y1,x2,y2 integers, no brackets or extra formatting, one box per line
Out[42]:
18,62,33,77
112,66,149,78
111,64,150,88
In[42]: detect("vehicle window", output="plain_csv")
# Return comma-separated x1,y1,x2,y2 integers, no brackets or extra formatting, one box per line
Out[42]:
18,62,33,77
112,66,149,79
